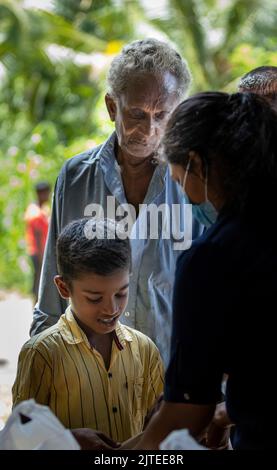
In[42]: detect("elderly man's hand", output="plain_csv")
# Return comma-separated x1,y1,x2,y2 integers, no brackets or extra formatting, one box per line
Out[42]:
71,428,121,450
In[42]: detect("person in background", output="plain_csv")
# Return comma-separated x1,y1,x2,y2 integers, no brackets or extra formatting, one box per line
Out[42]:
238,65,277,111
25,181,51,304
13,218,164,444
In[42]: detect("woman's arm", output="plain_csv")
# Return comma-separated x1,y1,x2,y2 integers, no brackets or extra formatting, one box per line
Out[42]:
134,401,215,450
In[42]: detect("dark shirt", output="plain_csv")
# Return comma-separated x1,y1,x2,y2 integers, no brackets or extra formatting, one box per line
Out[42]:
165,210,277,450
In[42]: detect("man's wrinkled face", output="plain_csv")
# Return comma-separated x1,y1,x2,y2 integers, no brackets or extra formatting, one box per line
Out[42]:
106,72,180,159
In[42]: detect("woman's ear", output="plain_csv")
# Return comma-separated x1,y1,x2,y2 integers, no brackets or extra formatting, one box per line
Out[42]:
105,93,117,122
54,276,71,299
188,150,206,181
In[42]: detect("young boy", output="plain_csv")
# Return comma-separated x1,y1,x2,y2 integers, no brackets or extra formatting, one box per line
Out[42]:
12,218,164,443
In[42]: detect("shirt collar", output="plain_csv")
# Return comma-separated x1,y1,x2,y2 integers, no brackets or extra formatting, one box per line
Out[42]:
113,322,133,350
98,131,118,171
58,306,133,350
100,132,168,201
58,307,89,346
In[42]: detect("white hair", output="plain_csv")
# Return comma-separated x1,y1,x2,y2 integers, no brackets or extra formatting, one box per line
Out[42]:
107,38,191,99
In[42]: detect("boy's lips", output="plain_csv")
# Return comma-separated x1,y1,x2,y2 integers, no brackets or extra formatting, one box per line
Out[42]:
98,314,120,326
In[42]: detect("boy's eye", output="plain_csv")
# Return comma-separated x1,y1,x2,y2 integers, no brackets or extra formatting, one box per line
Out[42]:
116,293,128,299
86,297,102,304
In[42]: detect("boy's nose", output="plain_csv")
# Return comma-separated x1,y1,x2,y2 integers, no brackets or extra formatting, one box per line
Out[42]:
101,299,119,316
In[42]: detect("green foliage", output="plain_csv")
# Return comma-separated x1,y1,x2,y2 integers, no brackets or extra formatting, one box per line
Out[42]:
53,0,142,42
230,44,277,84
0,1,104,142
148,0,276,91
2,58,102,142
0,111,111,293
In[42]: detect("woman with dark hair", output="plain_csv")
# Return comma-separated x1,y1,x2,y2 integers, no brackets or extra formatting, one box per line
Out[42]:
131,92,277,450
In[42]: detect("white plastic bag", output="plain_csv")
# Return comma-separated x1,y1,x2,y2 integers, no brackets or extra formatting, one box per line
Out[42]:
0,399,80,450
159,429,207,450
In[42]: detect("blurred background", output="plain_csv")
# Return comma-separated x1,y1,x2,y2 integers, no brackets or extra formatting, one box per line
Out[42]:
0,0,276,427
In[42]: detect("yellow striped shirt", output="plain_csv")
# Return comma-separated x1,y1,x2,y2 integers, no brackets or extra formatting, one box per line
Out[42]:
12,307,164,442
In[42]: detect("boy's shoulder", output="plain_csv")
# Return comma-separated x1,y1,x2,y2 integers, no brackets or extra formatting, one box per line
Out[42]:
22,323,62,353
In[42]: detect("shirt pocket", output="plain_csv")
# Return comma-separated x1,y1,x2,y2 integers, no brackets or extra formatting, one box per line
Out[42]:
127,377,144,418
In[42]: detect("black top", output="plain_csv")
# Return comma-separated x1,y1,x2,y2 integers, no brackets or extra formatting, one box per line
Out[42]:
164,209,277,450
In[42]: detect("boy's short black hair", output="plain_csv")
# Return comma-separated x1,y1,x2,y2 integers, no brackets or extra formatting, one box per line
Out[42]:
56,218,131,283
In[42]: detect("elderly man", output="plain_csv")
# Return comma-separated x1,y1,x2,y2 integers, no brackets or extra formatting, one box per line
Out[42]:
30,38,202,363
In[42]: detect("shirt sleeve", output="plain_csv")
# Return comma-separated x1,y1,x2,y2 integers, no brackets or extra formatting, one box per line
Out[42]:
164,241,225,405
12,345,52,408
144,338,165,413
30,171,68,336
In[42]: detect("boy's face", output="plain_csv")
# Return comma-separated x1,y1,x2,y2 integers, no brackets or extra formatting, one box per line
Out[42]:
55,270,129,335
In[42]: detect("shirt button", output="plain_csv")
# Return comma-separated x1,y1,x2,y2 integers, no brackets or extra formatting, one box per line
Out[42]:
108,372,112,378
184,393,190,400
124,311,130,317
112,406,117,413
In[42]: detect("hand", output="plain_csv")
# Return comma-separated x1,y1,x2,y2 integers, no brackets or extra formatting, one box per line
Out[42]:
212,401,232,428
202,402,234,450
71,428,121,450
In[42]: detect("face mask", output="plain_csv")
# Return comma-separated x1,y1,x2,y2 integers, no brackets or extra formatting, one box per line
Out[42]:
182,158,218,228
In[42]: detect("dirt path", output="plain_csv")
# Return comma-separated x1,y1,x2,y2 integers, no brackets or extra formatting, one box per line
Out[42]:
0,291,33,429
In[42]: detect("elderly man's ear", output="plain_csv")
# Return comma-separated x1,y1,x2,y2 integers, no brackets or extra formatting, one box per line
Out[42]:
54,275,70,299
105,94,117,122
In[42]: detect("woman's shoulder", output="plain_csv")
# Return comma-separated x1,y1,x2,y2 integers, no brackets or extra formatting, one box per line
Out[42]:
177,237,218,269
175,218,236,283
176,211,260,281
